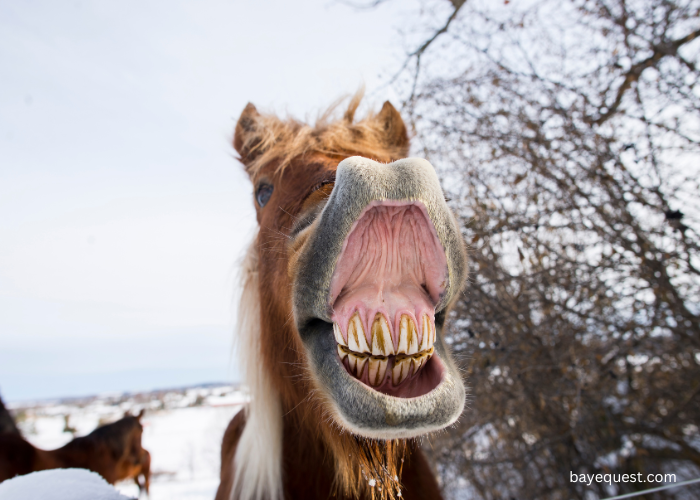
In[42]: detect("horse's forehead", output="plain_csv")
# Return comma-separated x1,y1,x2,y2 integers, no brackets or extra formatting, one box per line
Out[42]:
253,154,337,188
291,154,338,178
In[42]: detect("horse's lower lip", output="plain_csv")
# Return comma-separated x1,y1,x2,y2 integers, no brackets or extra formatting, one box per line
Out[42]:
336,346,445,398
298,317,465,438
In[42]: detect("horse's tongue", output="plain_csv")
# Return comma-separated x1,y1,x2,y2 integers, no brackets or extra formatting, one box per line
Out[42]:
329,204,447,350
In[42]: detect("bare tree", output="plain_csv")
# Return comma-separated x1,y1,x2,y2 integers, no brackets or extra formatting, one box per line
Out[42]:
357,0,700,498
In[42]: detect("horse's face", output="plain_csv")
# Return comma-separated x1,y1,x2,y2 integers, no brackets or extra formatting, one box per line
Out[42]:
235,102,467,439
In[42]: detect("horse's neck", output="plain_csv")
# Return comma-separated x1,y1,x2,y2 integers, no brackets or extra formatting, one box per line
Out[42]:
279,412,340,499
31,447,63,471
47,436,96,468
279,408,444,500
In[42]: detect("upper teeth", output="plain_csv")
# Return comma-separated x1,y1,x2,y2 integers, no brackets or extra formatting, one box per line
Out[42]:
335,312,434,355
371,313,394,356
347,313,370,353
398,315,418,354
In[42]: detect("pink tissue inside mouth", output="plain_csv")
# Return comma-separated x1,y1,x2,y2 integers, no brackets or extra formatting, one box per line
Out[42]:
329,202,448,348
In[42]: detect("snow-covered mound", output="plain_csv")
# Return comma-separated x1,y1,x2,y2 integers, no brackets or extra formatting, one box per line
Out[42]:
0,469,132,500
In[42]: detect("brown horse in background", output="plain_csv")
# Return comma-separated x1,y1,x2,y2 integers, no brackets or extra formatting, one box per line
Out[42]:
216,94,468,500
0,400,150,494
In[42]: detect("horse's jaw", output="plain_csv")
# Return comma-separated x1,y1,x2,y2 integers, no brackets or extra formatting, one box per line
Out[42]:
292,157,468,440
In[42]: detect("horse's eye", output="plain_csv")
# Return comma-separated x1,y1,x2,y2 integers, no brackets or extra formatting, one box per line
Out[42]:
256,183,273,207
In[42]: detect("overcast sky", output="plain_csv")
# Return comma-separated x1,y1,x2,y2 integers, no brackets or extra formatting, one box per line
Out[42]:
0,0,417,401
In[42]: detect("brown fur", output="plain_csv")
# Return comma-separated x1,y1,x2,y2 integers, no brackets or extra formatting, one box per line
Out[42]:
0,397,20,436
216,95,444,500
217,408,442,500
0,411,150,493
216,410,246,500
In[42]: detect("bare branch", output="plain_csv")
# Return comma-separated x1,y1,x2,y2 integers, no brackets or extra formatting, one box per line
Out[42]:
594,28,700,125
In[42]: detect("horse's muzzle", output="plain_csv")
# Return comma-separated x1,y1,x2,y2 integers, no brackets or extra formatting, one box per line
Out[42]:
292,157,468,439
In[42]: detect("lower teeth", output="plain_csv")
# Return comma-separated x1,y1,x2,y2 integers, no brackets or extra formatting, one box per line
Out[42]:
337,344,434,386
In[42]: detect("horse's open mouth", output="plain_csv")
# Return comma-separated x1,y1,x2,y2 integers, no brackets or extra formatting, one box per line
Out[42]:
329,202,448,398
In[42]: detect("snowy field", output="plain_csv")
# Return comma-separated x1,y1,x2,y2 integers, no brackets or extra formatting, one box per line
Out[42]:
8,384,247,500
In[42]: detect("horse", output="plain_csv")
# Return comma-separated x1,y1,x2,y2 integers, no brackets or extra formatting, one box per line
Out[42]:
215,93,468,500
0,403,150,495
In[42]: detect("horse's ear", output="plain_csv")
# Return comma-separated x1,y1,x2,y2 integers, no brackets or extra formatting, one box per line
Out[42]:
137,409,145,420
234,103,264,168
376,101,409,154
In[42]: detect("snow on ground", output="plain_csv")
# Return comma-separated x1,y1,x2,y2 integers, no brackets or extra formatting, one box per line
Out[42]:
8,384,247,500
0,469,131,500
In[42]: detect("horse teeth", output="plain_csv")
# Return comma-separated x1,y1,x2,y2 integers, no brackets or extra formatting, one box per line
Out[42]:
347,313,370,353
347,353,356,372
419,314,434,351
347,352,367,377
341,312,434,385
337,344,348,361
358,359,367,378
398,315,419,355
333,322,346,346
367,357,388,387
356,354,369,378
412,355,424,373
392,357,412,386
412,347,435,374
371,313,394,356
